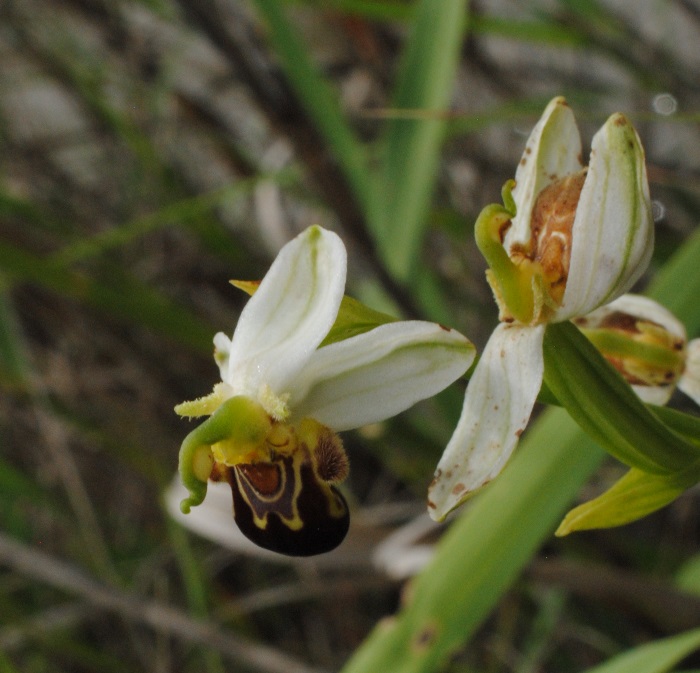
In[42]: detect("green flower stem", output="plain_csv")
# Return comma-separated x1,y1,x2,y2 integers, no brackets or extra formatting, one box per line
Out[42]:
536,384,700,449
474,203,536,324
542,321,700,474
581,328,684,369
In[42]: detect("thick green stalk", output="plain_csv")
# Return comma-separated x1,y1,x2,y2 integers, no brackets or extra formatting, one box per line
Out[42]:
341,410,603,673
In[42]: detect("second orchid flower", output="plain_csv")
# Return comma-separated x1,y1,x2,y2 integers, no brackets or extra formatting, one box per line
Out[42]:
429,97,654,520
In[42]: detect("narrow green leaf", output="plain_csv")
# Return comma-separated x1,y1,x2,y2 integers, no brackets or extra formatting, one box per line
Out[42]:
543,321,699,474
556,465,696,535
307,0,413,22
378,0,469,280
582,627,700,673
0,291,30,387
251,0,378,224
470,14,587,45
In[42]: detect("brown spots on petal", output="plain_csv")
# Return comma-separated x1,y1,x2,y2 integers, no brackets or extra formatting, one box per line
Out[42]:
428,469,442,492
515,428,524,438
452,483,466,496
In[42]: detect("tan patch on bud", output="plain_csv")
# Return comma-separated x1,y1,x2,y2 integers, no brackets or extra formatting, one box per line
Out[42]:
509,171,585,313
530,171,586,305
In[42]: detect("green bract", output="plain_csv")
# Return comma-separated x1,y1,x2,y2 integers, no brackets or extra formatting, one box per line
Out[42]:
429,97,655,521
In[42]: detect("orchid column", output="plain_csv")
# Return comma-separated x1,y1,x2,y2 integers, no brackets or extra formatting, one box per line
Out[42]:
429,97,655,520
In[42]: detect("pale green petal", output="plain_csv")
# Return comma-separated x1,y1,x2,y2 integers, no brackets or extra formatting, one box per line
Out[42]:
225,226,346,397
506,97,583,249
291,321,475,432
558,114,653,320
428,323,545,521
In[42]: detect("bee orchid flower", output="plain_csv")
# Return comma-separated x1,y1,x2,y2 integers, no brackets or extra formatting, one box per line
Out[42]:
429,97,654,521
175,225,475,555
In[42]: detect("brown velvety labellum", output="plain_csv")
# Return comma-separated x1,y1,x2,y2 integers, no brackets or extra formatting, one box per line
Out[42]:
228,450,349,556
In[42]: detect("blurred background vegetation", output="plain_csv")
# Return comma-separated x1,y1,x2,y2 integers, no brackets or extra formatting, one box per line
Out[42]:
0,0,699,671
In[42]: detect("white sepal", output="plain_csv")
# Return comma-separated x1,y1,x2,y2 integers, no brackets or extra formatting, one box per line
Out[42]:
224,226,346,398
291,321,475,432
558,115,653,320
428,323,545,521
506,97,583,250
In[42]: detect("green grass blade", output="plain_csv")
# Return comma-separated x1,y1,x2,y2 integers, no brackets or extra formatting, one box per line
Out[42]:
52,173,293,266
377,0,469,280
0,291,30,388
341,409,604,673
470,14,587,45
251,0,378,224
0,241,215,354
582,627,700,673
649,226,700,335
316,0,413,22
